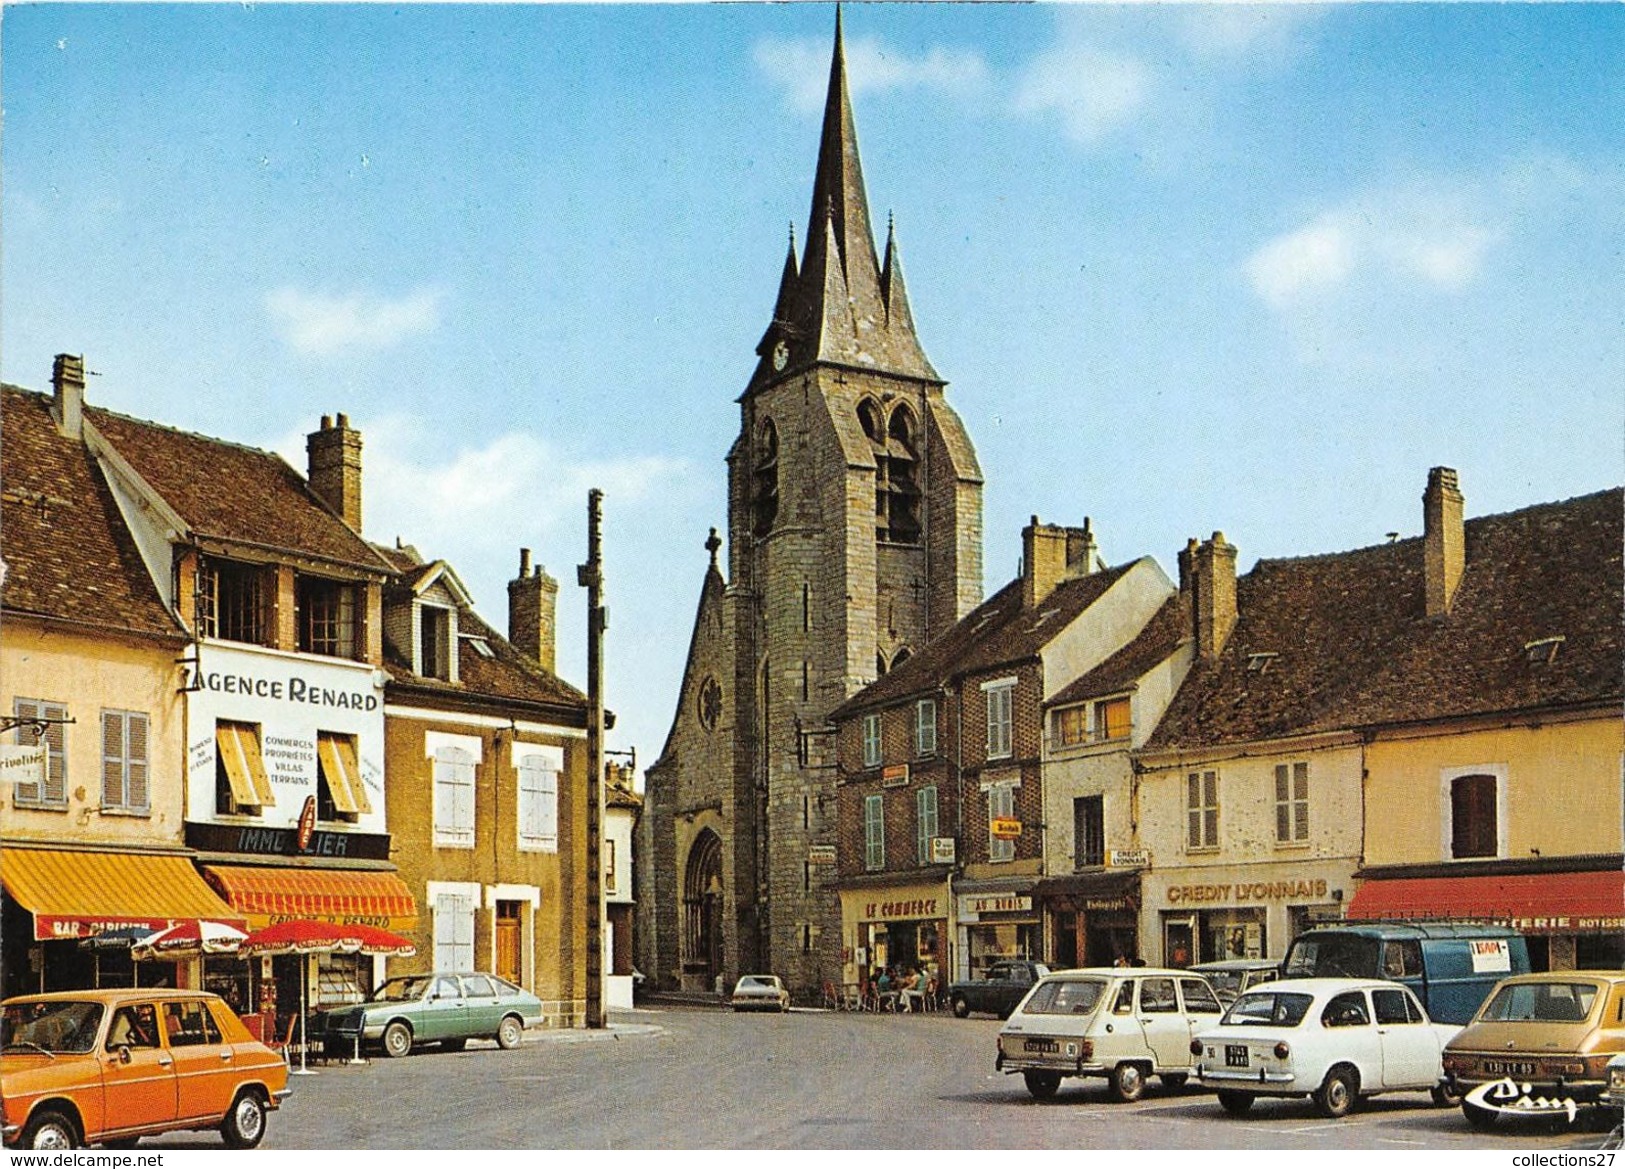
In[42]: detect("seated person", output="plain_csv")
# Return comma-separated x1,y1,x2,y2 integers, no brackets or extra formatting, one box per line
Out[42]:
106,1004,160,1050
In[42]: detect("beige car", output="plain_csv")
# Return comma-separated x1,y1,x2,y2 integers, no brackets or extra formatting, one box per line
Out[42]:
1442,970,1625,1129
996,967,1224,1100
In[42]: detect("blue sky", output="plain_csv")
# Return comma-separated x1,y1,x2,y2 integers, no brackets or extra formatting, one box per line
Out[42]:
4,3,1621,778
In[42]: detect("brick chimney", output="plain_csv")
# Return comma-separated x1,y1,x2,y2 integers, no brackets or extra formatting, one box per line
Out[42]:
1423,466,1465,617
508,547,559,673
306,413,363,531
1180,532,1238,660
52,354,85,439
1021,516,1099,609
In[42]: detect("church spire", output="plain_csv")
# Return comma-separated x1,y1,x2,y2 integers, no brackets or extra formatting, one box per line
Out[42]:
750,7,939,388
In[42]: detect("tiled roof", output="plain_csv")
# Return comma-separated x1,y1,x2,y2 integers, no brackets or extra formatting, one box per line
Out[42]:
0,387,180,638
1145,488,1623,751
831,560,1136,717
88,405,391,573
1046,595,1188,709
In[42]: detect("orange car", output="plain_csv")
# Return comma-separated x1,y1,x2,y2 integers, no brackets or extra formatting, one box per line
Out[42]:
1,988,290,1149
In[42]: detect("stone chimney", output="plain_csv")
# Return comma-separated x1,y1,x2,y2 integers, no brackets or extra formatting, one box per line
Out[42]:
1180,532,1238,660
508,547,560,673
52,354,85,439
1021,516,1098,609
1423,466,1465,617
307,413,364,531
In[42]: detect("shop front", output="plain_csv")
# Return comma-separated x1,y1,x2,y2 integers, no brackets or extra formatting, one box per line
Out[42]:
1143,861,1355,968
955,880,1041,981
836,874,951,1002
1033,870,1141,968
1348,859,1625,971
0,845,245,998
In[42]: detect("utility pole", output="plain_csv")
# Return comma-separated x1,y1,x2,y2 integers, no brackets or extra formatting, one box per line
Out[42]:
578,489,606,1028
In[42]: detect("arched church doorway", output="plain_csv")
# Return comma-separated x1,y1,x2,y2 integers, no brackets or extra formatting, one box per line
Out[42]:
683,829,725,987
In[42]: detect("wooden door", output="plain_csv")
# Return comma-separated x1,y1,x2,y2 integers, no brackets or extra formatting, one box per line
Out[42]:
495,905,521,985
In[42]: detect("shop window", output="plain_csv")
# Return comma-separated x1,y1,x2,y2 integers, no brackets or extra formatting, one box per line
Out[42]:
1053,705,1088,749
864,794,885,871
99,709,150,814
985,682,1014,760
316,731,369,821
1074,795,1104,868
419,603,454,681
433,895,476,973
433,744,477,848
1186,770,1219,851
1450,773,1498,858
988,781,1016,862
216,721,273,815
916,785,939,865
196,556,270,646
914,699,937,758
752,418,779,538
297,575,357,658
11,697,68,808
1274,761,1309,844
862,714,882,768
1096,696,1131,741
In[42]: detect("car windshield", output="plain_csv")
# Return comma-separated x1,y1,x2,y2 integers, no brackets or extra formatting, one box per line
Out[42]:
1022,978,1107,1016
1,1001,105,1054
1478,981,1599,1023
1281,936,1379,979
371,977,433,1003
1222,991,1313,1027
1200,970,1243,997
738,977,773,989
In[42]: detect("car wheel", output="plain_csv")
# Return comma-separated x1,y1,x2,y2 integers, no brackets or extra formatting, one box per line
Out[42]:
382,1020,413,1058
1217,1090,1255,1116
21,1111,78,1150
951,995,970,1018
1431,1081,1462,1108
1463,1101,1498,1130
1024,1071,1061,1100
221,1090,267,1149
1162,1072,1189,1090
497,1014,524,1050
1313,1065,1358,1119
1108,1062,1147,1103
442,1038,468,1052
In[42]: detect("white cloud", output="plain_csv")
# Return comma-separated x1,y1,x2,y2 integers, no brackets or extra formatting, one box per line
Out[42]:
754,35,987,113
1247,215,1356,308
1013,46,1149,147
265,286,444,357
1175,5,1325,62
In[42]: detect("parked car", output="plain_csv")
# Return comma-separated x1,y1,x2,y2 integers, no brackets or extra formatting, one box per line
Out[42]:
1442,970,1625,1130
1191,977,1460,1118
312,971,543,1058
1606,1052,1625,1109
996,966,1226,1101
1,988,289,1149
730,974,790,1013
1190,959,1281,1005
1281,923,1529,1025
950,960,1051,1019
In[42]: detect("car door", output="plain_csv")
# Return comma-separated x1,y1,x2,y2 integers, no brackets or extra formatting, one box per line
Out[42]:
1372,987,1442,1089
162,999,237,1123
101,1002,178,1134
460,974,501,1036
1178,977,1225,1059
1318,990,1384,1088
1136,977,1189,1069
416,976,468,1041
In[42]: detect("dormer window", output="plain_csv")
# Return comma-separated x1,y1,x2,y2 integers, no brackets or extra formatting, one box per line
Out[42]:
418,602,456,681
297,574,357,658
1523,636,1564,665
196,556,270,646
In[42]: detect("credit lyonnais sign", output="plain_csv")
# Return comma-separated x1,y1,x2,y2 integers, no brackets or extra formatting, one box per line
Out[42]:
1167,878,1329,904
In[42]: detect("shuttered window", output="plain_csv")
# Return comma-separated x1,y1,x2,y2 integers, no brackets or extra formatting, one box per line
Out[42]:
1451,774,1498,859
518,755,558,853
100,709,150,813
11,698,67,807
216,721,274,814
433,745,477,848
433,892,476,972
914,700,937,757
916,785,939,864
317,732,371,819
988,781,1017,861
864,794,885,871
1275,761,1309,843
1186,770,1219,850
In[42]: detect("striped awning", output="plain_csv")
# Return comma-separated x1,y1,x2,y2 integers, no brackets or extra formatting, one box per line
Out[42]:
202,864,417,931
0,848,245,941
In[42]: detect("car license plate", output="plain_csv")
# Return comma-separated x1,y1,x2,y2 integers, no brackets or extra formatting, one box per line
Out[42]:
1024,1038,1059,1054
1225,1045,1250,1068
1484,1060,1537,1076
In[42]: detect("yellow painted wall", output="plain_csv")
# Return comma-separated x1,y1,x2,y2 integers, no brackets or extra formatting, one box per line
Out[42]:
0,621,185,847
1364,714,1623,865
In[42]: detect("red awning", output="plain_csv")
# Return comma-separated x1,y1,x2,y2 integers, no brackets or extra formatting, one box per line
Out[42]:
1348,870,1625,935
202,864,417,931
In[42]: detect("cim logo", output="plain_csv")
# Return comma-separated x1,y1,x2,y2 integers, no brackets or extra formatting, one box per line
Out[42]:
1464,1077,1578,1123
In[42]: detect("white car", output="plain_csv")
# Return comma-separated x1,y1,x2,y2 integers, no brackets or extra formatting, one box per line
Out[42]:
996,967,1225,1101
730,975,790,1013
1191,977,1460,1117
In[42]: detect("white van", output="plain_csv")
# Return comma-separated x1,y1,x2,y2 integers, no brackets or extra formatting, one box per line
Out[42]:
995,967,1225,1100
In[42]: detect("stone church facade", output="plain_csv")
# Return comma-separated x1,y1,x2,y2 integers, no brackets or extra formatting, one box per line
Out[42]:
639,13,983,999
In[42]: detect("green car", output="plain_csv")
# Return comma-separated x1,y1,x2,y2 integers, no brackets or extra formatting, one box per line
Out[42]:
314,972,544,1058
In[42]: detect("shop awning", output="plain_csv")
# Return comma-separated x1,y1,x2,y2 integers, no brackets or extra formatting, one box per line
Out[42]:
202,864,417,931
1032,870,1141,912
0,848,245,941
1348,870,1624,935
